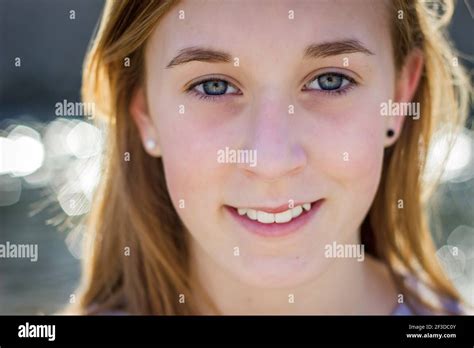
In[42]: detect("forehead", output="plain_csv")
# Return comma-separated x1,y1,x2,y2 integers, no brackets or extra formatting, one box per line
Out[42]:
148,0,390,67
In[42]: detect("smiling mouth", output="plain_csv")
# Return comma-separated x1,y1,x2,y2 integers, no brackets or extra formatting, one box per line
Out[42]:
225,199,324,238
236,203,312,224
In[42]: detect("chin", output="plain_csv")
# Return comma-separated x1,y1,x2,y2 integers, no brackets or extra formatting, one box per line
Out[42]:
233,256,324,289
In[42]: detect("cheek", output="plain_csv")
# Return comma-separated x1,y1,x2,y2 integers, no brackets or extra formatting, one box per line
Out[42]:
304,100,386,214
152,104,238,220
157,119,215,209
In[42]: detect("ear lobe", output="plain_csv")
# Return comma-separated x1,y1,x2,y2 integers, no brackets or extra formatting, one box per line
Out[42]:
129,86,161,157
384,49,424,147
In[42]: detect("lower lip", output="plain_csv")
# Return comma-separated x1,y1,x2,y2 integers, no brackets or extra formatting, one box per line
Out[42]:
225,199,324,238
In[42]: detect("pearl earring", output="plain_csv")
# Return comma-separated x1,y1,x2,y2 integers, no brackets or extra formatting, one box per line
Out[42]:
145,138,157,150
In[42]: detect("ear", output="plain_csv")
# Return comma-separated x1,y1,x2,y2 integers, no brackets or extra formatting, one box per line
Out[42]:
384,48,424,147
130,86,161,157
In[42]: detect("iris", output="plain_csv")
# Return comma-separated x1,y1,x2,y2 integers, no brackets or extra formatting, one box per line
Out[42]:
317,73,343,90
202,80,228,95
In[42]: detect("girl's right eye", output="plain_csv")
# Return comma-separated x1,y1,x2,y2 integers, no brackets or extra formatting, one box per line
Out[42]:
187,79,241,101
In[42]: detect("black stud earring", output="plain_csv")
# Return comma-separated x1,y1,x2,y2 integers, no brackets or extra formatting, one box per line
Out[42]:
386,129,395,137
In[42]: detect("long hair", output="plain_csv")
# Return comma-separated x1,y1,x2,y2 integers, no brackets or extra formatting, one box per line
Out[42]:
73,0,471,314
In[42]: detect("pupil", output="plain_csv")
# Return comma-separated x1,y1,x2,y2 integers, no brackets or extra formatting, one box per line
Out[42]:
318,74,342,90
204,80,227,95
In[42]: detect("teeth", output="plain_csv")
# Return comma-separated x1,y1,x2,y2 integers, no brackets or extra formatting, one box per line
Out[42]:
257,211,275,223
291,205,303,218
237,208,247,215
275,209,292,223
236,203,312,224
246,209,257,220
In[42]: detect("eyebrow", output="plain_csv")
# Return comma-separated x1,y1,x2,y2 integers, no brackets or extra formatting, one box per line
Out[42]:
166,47,231,68
165,39,374,69
303,39,374,59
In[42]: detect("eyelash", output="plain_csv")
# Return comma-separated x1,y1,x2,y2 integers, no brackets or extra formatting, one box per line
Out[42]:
304,73,357,96
185,73,358,101
185,77,240,102
187,86,232,102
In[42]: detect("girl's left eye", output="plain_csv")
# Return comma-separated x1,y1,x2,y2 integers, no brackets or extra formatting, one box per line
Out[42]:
304,73,355,94
187,79,240,101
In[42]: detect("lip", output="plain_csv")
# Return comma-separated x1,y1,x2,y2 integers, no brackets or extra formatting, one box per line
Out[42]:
225,199,324,238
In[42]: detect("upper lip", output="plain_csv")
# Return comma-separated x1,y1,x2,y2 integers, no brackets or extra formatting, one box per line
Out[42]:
229,200,320,214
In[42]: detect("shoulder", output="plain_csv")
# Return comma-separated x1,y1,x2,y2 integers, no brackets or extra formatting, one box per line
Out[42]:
391,273,472,315
84,303,131,315
94,310,130,315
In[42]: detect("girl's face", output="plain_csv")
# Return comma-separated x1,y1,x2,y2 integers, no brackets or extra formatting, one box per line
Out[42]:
136,0,408,288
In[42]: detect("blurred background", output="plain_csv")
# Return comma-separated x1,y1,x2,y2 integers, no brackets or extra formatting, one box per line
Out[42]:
0,0,473,314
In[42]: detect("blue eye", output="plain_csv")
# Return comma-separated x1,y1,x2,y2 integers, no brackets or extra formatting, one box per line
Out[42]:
201,80,229,95
317,74,343,90
305,73,355,94
188,78,240,100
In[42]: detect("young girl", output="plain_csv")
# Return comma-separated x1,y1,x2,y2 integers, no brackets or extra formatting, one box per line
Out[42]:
73,0,472,315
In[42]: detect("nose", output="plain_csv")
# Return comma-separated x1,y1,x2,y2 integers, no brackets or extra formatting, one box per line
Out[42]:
239,95,307,182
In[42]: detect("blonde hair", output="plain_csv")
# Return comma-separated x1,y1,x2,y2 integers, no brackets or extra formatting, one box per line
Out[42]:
73,0,471,314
